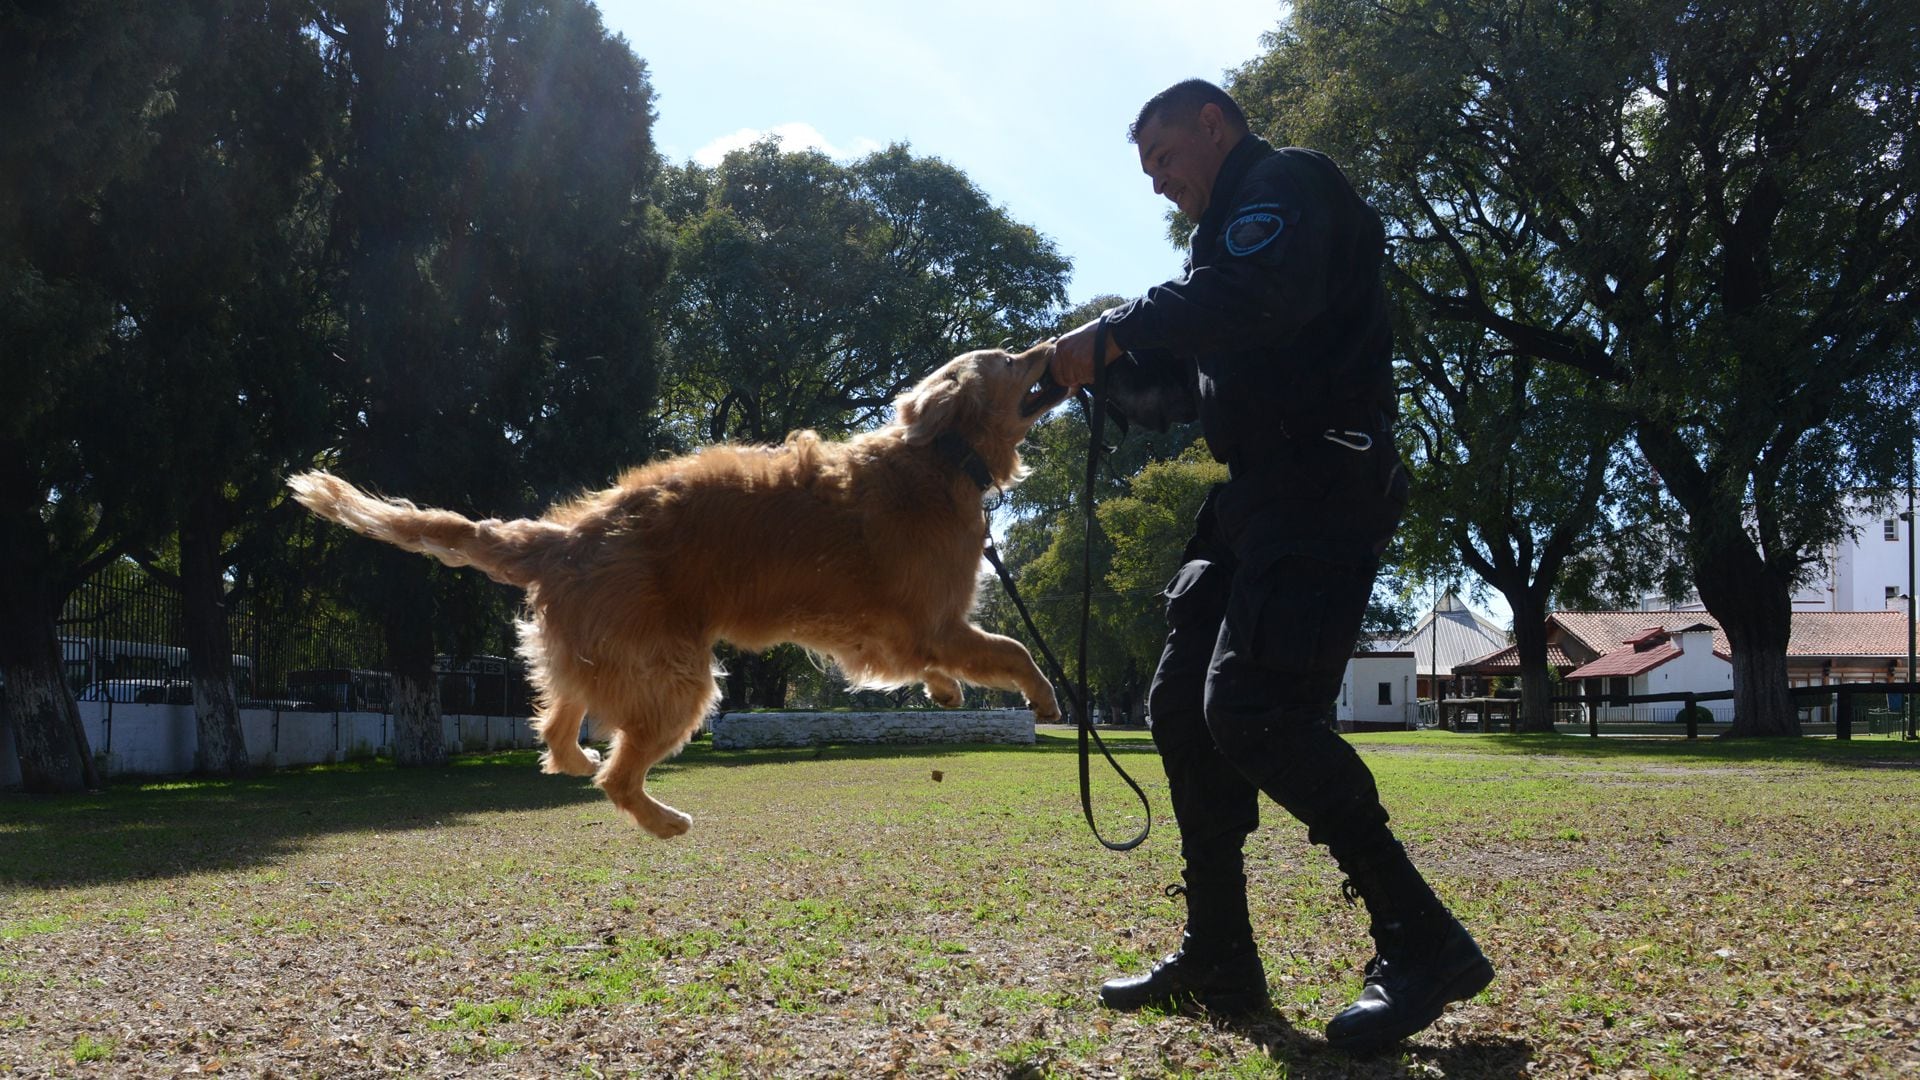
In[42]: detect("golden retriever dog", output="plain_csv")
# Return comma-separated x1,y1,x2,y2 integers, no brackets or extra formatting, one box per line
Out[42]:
288,344,1067,838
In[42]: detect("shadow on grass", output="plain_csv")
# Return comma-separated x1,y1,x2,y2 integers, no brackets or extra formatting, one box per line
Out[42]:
650,729,1159,774
1214,1007,1532,1078
1353,730,1920,769
1,735,1157,891
0,753,604,891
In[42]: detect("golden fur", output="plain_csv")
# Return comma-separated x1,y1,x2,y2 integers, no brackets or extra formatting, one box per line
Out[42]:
289,344,1064,837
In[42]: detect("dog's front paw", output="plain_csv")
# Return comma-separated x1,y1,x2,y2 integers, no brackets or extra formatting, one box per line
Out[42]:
1029,692,1062,725
924,674,964,708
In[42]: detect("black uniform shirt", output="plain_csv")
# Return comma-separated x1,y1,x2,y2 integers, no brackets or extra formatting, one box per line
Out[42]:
1100,135,1395,472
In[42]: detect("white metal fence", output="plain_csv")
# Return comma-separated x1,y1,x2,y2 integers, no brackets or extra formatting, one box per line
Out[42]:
0,701,539,786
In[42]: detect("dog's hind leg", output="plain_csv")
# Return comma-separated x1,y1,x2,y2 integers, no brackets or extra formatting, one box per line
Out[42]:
535,697,600,776
598,725,697,838
594,665,717,838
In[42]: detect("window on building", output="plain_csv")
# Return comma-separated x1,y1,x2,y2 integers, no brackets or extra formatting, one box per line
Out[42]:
1891,586,1903,601
1889,518,1902,541
1609,677,1630,704
1377,682,1393,706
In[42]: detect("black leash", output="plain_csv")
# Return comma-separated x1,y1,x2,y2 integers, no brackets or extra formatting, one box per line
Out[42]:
981,322,1151,852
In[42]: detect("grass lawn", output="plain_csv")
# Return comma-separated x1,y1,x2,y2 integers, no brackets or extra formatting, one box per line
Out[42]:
2,729,1917,1077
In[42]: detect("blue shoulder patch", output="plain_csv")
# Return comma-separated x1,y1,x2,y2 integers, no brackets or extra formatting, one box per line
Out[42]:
1223,205,1285,257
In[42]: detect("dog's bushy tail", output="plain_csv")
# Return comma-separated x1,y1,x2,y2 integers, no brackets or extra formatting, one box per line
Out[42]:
288,470,563,588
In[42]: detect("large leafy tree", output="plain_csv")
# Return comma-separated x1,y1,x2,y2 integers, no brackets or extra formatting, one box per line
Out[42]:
0,0,200,791
1393,313,1630,731
1075,446,1228,724
312,0,667,763
97,0,336,774
656,142,1069,447
1236,0,1920,735
467,0,671,502
654,140,1070,706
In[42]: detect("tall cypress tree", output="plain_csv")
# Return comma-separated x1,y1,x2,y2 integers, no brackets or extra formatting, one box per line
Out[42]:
0,0,199,791
97,0,337,775
311,0,667,763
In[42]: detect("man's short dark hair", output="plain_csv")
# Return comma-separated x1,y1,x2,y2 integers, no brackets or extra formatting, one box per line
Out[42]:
1129,79,1249,143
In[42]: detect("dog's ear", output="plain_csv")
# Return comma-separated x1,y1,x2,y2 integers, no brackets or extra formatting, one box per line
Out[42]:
896,361,982,445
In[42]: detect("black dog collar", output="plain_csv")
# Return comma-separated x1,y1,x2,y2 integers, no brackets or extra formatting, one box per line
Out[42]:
932,431,994,491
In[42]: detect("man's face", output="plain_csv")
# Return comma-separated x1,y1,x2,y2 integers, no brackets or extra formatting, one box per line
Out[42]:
1135,105,1237,220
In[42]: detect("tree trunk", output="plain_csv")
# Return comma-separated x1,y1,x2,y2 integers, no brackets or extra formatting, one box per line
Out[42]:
0,456,100,792
740,648,792,709
1636,424,1802,737
180,489,250,775
1693,536,1800,737
381,549,447,766
0,617,98,793
1507,585,1557,732
717,645,748,708
390,668,443,764
1711,596,1800,737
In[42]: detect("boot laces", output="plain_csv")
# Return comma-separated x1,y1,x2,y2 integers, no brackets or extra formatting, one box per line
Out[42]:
1362,953,1388,984
1345,880,1394,984
1160,882,1188,964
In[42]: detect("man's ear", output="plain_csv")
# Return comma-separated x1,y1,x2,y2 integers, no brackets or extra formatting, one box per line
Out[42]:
1197,102,1226,145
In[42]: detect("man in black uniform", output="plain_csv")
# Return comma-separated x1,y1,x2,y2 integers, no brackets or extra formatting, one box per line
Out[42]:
1049,79,1493,1053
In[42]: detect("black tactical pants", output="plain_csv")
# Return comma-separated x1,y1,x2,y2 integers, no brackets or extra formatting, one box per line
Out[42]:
1146,439,1407,892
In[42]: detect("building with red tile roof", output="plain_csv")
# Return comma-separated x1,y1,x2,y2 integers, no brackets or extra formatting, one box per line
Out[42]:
1451,641,1579,679
1460,610,1913,724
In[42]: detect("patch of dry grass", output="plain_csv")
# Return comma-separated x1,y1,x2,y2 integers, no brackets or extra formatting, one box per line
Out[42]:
2,731,1917,1077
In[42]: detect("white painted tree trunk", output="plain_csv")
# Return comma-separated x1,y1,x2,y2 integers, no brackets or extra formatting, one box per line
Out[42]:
390,670,446,766
190,673,250,774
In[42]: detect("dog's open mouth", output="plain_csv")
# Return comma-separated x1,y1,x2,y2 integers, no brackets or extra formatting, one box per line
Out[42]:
1020,357,1072,418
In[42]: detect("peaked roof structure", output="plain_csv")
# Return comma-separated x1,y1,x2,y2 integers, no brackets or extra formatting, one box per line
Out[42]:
1394,591,1509,678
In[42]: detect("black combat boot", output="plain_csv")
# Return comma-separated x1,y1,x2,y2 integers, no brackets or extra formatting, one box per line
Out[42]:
1099,878,1268,1016
1324,841,1494,1053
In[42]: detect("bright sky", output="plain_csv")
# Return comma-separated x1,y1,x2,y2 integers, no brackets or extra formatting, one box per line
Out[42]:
593,1,1513,632
596,0,1285,309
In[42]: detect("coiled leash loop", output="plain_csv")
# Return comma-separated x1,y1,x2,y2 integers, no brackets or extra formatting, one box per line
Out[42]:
982,321,1151,852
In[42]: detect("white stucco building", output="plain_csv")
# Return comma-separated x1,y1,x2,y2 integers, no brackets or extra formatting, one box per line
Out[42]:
1646,491,1918,614
1338,648,1416,731
1561,622,1734,722
1807,492,1918,613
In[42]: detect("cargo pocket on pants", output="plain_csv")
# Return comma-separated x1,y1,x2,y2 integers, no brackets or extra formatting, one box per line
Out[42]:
1223,557,1336,680
1228,554,1381,709
1164,558,1230,629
